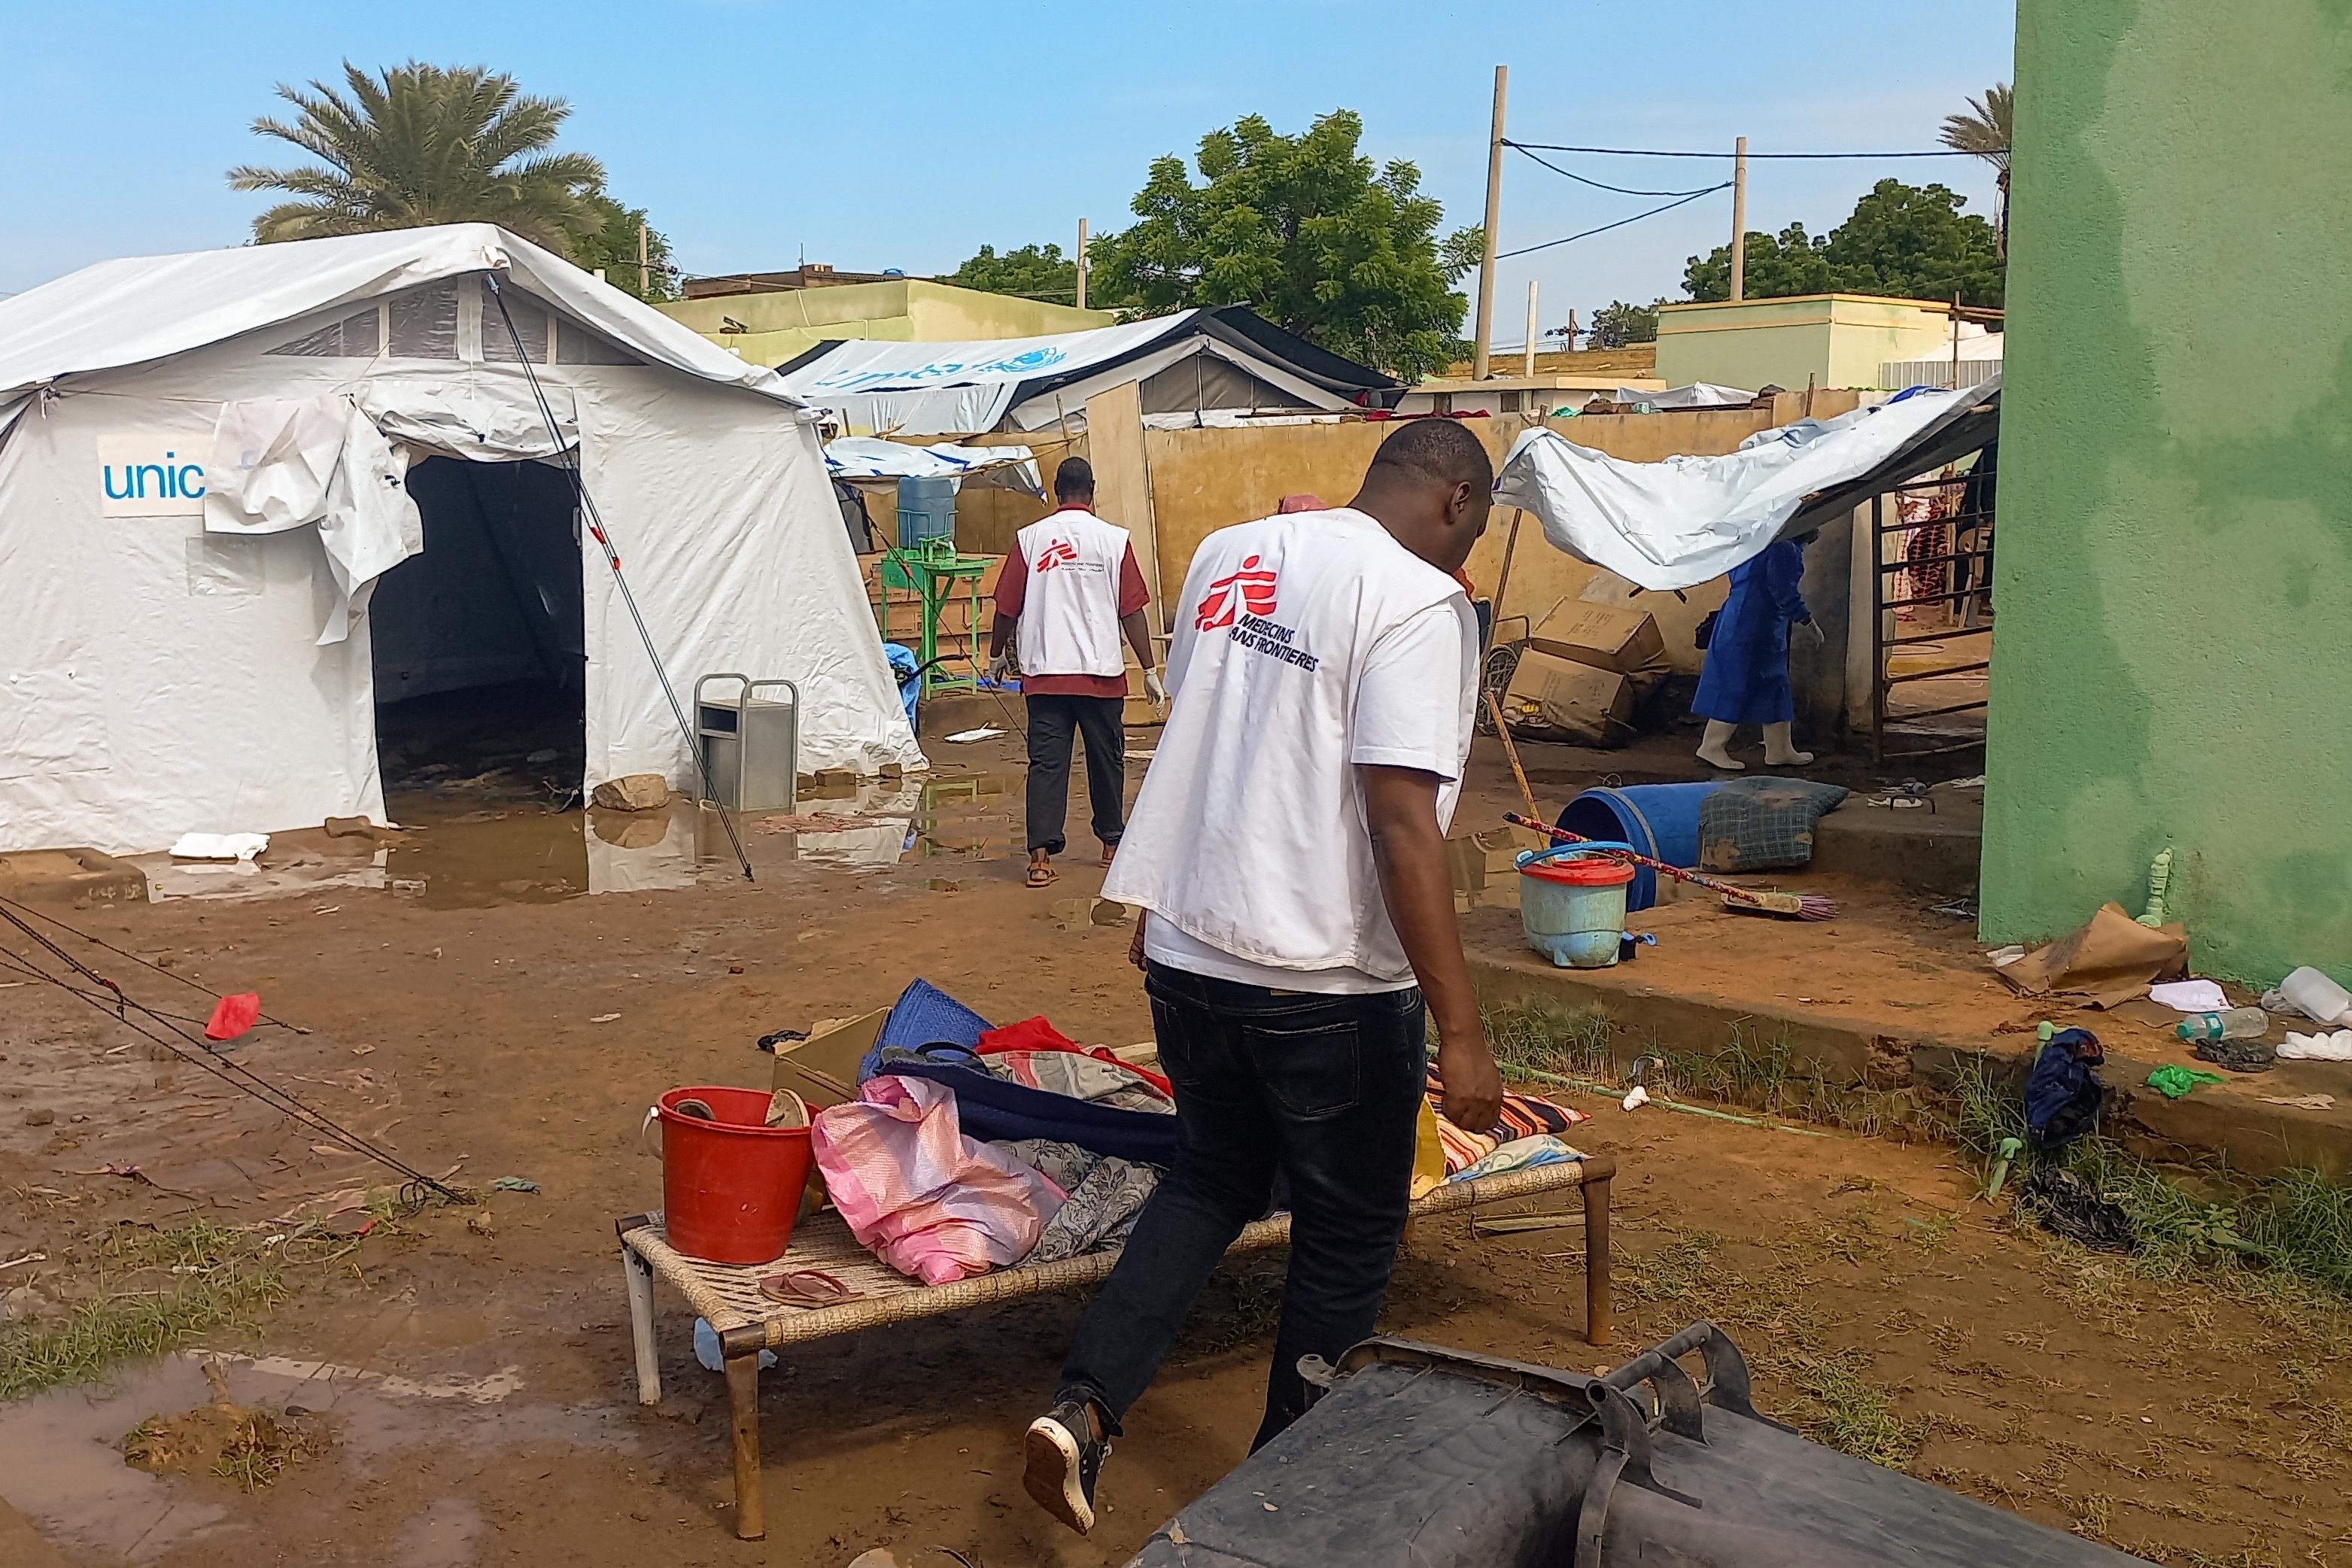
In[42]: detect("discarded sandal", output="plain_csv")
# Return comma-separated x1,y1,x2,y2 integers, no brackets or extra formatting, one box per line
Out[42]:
758,1269,861,1308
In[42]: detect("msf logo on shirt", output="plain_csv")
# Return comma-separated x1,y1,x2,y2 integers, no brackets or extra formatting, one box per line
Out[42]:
1035,540,1079,572
1193,555,1278,631
1199,555,1319,673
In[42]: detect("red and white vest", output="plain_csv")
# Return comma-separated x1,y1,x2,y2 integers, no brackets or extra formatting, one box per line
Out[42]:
1013,509,1129,679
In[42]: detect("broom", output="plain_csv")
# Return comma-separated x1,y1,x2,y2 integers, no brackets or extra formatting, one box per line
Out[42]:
1503,811,1837,922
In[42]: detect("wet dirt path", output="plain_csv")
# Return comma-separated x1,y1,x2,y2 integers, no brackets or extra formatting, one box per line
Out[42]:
1,734,2343,1566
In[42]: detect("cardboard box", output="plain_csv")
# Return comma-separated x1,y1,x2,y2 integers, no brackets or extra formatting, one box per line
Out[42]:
1528,601,1667,677
770,1007,889,1111
1500,649,1635,746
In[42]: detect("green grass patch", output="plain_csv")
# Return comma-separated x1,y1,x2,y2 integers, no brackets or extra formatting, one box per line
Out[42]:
0,1222,287,1402
1946,1053,2352,1299
1783,1351,1931,1469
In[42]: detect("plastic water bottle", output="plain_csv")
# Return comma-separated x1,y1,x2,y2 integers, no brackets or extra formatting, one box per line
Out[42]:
2177,1007,2267,1043
2279,967,2352,1028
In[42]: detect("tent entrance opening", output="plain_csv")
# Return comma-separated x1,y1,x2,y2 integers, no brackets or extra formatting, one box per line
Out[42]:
369,456,585,802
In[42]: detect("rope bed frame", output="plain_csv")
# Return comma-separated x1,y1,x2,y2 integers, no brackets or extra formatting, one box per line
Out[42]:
618,1153,1617,1540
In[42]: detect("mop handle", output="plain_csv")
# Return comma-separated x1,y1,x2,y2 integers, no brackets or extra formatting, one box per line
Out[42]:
1503,812,1728,894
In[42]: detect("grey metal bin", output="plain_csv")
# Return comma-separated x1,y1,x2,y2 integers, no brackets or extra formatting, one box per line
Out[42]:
693,673,799,814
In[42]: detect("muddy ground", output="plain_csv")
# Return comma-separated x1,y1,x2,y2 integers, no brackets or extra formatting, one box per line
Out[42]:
2,728,2346,1567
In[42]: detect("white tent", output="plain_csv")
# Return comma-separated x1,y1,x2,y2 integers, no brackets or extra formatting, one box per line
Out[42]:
0,223,923,856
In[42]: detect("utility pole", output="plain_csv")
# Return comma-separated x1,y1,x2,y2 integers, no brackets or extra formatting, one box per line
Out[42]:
1472,64,1508,380
637,221,650,299
1728,136,1748,303
1076,217,1089,311
1523,278,1539,377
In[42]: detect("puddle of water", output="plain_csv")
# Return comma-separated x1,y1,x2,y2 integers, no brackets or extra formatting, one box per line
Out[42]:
0,1351,634,1561
120,766,1033,910
391,1494,486,1568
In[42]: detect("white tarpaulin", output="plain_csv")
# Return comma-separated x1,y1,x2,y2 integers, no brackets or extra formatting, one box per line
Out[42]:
775,311,1360,435
1613,381,1755,409
823,437,1044,497
1494,384,1989,591
0,223,925,855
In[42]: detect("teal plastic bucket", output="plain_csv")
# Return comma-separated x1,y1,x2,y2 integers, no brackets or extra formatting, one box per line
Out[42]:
1516,842,1638,969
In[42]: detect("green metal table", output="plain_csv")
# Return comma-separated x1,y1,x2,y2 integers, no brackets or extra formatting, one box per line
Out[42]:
877,542,996,698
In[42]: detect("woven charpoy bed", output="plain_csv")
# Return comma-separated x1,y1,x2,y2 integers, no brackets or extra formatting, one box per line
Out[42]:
618,1153,1617,1539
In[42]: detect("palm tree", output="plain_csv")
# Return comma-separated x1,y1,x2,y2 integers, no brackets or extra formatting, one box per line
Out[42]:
1939,83,2012,256
229,62,606,257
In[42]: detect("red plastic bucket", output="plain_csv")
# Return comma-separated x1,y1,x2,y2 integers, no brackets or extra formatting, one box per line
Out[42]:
652,1086,816,1264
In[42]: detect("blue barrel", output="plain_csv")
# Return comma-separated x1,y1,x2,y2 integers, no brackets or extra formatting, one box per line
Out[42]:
1554,782,1717,913
896,474,957,548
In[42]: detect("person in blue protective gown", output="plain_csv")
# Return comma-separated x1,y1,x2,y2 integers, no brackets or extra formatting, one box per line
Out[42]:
1691,534,1824,770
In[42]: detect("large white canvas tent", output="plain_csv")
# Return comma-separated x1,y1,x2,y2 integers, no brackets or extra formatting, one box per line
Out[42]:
773,305,1402,436
0,223,923,856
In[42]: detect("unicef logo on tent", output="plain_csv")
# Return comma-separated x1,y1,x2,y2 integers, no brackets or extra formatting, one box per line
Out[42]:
972,347,1065,375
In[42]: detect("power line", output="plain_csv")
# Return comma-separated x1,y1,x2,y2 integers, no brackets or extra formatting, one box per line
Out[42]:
1497,184,1732,260
1503,143,1724,197
1506,141,2004,160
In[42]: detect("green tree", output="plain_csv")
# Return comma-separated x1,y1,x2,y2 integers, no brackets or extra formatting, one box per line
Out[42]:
1940,82,2012,254
1682,181,2003,309
228,61,606,257
569,193,677,302
948,242,1082,303
1087,110,1472,378
1586,299,1663,348
1682,221,1836,302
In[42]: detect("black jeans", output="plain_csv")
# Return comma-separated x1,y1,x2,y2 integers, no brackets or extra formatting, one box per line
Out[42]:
1058,960,1428,1451
1025,692,1126,856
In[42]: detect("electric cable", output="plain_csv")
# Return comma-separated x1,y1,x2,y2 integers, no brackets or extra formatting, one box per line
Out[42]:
1497,184,1732,260
482,272,755,881
1505,141,2003,160
1503,143,1721,198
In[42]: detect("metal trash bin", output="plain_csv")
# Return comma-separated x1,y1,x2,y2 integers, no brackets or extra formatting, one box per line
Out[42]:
694,673,799,814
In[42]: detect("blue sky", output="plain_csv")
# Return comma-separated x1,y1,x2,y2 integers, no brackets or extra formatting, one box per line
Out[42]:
2,2,2014,337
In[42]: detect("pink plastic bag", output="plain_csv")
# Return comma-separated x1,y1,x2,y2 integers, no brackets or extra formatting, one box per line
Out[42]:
810,1075,1064,1284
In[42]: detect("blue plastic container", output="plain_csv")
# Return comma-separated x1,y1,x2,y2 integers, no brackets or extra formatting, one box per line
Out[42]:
1517,842,1638,969
1554,782,1716,913
896,474,957,549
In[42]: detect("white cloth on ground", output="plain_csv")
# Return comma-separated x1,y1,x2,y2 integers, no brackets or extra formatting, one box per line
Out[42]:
169,832,269,861
2149,980,2229,1013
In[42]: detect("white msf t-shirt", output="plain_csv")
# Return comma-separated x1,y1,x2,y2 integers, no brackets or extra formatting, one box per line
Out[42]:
1106,507,1477,994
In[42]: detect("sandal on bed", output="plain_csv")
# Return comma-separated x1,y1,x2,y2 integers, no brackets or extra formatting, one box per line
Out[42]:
758,1269,861,1308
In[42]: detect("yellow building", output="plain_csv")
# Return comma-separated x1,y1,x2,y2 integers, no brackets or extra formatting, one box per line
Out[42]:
1655,293,1971,392
656,275,1115,367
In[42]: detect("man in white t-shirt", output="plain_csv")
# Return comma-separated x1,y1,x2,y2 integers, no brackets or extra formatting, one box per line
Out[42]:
1023,420,1506,1535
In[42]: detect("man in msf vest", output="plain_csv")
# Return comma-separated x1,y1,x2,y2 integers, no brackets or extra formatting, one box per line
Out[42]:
1023,421,1507,1533
987,457,1166,889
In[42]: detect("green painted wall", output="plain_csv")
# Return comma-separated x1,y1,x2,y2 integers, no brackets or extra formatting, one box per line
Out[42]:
1983,2,2352,986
